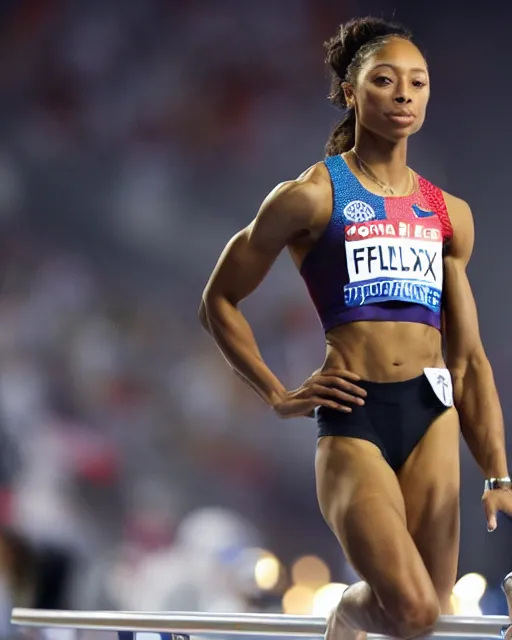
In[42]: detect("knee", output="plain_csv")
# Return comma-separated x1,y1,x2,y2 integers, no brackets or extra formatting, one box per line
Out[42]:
384,585,440,639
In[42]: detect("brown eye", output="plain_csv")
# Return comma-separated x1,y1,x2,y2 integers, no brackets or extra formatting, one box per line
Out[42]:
413,80,426,88
375,76,392,86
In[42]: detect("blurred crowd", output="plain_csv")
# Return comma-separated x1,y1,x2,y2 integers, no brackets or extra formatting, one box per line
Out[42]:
0,0,362,629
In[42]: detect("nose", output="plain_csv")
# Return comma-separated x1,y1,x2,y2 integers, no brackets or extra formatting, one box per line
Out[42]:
394,94,412,104
394,79,412,104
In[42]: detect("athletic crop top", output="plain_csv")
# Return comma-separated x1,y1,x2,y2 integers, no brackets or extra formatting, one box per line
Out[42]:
300,155,453,332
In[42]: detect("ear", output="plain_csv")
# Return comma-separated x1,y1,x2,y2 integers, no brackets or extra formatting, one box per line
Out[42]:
342,82,355,109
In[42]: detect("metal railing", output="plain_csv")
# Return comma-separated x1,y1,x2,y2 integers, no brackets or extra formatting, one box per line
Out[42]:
10,608,510,638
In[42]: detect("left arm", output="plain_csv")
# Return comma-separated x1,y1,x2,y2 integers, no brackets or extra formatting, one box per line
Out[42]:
443,193,508,479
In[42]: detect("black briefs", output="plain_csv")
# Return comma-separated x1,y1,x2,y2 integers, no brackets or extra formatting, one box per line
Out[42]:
316,371,451,471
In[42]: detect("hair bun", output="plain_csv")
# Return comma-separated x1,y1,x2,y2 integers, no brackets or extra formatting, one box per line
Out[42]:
325,16,411,93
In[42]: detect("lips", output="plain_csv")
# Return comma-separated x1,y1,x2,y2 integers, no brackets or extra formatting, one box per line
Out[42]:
387,111,415,126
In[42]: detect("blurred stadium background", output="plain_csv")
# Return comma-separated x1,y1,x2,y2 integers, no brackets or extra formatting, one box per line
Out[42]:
0,0,510,636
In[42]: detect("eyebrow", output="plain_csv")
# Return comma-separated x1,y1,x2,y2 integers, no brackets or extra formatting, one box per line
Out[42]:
371,63,428,74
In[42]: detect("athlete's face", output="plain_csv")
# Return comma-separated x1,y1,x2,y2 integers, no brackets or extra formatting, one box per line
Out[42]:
344,38,430,142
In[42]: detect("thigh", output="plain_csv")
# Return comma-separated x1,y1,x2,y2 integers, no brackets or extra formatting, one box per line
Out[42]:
397,407,461,612
315,436,437,610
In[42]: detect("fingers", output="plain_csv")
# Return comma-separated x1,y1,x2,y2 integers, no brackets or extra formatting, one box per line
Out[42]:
313,373,367,400
482,494,498,532
277,369,368,419
310,383,364,407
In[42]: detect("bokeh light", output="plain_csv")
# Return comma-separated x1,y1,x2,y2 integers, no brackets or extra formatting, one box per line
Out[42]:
451,573,487,615
282,585,316,615
312,583,349,617
291,555,331,589
255,554,281,590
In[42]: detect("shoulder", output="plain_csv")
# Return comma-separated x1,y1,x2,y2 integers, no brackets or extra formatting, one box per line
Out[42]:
441,190,473,222
267,162,331,206
441,189,475,261
256,162,332,227
417,174,472,226
442,191,473,233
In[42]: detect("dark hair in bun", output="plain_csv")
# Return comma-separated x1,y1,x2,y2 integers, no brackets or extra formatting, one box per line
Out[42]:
324,17,416,156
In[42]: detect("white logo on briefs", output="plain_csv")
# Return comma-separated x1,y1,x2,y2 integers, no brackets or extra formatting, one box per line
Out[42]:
424,368,453,407
343,200,376,222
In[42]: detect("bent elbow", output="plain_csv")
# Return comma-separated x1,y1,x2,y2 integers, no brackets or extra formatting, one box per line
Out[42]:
199,289,237,333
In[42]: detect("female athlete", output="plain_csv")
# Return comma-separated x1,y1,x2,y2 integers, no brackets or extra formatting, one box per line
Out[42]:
199,16,512,640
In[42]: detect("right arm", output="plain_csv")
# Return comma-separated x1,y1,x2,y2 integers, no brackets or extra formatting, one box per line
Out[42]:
199,176,366,418
200,180,310,408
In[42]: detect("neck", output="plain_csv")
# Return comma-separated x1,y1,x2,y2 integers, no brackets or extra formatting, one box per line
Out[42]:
353,130,409,190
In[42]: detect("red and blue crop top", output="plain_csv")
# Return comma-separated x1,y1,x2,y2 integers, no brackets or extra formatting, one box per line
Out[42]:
300,155,453,332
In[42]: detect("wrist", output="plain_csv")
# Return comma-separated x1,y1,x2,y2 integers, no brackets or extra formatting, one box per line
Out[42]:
482,448,508,479
483,465,509,479
268,387,288,410
484,476,511,491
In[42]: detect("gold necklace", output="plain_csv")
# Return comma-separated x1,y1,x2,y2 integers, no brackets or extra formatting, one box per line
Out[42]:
352,149,415,197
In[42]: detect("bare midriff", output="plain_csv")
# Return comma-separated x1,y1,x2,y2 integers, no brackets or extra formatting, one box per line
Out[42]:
322,321,445,382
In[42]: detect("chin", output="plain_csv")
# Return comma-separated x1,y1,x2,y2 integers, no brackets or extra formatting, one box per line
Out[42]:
366,121,418,143
385,125,420,143
393,129,414,140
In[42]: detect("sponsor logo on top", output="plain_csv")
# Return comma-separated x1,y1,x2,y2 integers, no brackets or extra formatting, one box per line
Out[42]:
343,200,376,223
345,220,441,242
